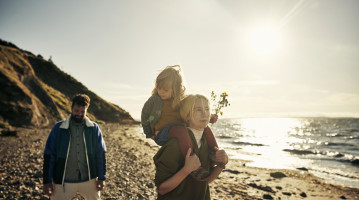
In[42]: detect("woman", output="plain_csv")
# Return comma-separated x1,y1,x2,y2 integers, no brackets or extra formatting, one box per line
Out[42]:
153,94,228,200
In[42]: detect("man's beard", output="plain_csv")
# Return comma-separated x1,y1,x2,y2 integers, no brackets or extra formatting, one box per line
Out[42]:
71,114,84,123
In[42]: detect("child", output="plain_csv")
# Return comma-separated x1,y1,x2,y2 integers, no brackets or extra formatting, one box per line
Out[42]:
153,94,228,199
141,65,219,181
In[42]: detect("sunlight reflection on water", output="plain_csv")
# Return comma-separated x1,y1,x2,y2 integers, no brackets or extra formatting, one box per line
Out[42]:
212,117,359,188
226,118,309,169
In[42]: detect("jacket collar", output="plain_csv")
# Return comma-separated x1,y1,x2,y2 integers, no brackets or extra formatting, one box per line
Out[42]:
59,115,94,129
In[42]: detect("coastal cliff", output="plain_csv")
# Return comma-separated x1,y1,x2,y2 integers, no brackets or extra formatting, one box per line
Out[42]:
0,39,135,128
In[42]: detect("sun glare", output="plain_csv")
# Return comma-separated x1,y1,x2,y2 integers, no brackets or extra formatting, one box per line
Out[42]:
238,118,302,169
249,26,280,55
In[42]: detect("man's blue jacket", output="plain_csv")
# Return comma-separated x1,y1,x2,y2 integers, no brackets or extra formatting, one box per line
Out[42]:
43,116,106,185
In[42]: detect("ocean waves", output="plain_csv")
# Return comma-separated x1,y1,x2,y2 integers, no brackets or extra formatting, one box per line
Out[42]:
212,117,359,188
282,148,359,166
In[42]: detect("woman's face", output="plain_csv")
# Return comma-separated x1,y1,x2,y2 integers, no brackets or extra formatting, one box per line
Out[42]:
188,98,210,130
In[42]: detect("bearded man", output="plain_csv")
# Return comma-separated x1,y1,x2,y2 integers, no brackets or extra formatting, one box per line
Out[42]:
43,94,106,200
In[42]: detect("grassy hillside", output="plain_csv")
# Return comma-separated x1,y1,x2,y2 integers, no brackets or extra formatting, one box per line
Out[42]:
0,39,135,128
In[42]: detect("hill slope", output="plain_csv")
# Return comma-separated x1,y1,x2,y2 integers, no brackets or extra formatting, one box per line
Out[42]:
0,39,134,128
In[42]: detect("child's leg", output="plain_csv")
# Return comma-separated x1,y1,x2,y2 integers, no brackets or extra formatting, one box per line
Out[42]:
168,126,193,156
154,125,173,146
204,126,226,168
169,126,212,181
204,126,218,151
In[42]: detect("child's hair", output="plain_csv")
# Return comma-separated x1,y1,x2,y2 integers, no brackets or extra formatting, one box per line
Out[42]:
152,65,186,109
179,94,210,122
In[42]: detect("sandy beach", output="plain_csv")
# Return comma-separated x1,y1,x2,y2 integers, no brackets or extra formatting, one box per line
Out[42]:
1,123,358,199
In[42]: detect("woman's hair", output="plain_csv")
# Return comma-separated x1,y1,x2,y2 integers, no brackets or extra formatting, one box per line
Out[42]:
152,65,186,109
72,94,90,108
180,94,210,122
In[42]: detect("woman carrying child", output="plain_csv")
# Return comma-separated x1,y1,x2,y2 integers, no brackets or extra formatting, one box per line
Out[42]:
153,94,228,199
141,65,221,181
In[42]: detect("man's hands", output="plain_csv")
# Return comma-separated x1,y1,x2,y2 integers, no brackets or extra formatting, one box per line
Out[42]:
44,180,105,196
183,148,201,174
96,180,105,191
43,183,54,196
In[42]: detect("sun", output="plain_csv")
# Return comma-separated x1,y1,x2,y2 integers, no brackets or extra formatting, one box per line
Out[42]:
249,26,280,55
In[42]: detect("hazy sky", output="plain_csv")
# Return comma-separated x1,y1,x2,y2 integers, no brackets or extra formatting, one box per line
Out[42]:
1,0,358,120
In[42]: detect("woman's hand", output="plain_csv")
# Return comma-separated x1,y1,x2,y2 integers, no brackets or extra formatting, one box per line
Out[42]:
183,148,201,173
158,148,201,195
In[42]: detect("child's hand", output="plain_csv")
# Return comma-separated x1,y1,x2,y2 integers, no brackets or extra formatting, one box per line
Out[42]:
183,148,201,173
210,114,218,124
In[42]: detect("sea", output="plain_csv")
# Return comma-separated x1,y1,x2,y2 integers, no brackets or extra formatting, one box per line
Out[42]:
211,117,359,189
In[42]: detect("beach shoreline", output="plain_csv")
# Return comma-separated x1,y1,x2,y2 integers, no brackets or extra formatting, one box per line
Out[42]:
0,123,358,199
128,124,359,200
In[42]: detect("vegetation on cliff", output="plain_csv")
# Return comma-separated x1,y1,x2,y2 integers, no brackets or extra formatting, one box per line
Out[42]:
0,39,134,128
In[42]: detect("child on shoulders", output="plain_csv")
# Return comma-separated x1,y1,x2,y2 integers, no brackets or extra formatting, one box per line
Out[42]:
141,65,220,181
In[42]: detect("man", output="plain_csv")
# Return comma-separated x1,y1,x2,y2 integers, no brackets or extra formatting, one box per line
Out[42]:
43,94,106,200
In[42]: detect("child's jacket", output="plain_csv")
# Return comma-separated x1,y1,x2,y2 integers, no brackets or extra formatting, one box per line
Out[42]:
141,94,163,138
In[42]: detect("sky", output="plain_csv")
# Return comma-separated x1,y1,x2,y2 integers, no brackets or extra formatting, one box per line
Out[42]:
1,0,358,120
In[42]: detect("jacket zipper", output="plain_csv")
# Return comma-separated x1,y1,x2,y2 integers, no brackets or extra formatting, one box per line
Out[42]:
61,124,92,191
